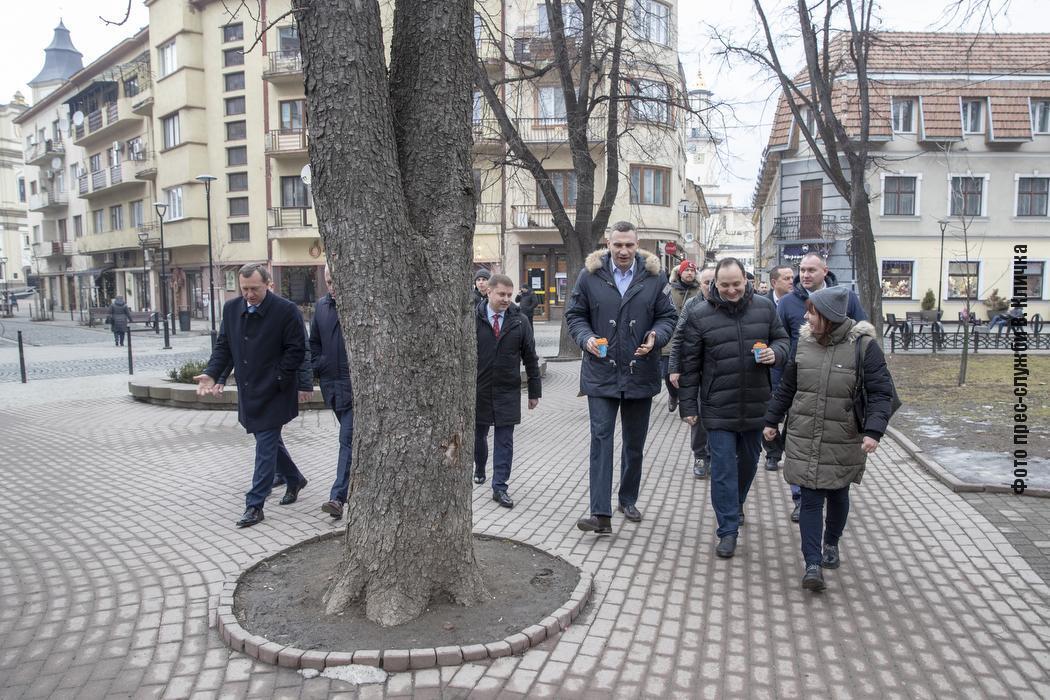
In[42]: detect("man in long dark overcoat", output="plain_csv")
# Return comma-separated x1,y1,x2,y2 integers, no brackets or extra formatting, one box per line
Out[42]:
194,263,312,528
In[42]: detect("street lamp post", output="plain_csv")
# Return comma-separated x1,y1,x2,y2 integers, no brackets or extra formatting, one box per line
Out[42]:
937,218,950,323
0,256,7,317
137,230,150,312
196,174,218,348
154,202,171,349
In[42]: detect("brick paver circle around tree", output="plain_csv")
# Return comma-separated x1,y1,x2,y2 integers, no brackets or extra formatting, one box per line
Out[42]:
0,360,1048,698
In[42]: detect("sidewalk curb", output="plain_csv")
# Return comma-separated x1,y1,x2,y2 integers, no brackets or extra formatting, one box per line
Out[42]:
214,530,593,671
886,425,1049,499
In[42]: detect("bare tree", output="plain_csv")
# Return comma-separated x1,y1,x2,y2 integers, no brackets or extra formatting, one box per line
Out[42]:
715,0,885,337
474,0,707,356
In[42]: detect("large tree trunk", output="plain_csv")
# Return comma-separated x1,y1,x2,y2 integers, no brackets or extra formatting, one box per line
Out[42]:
295,0,486,627
849,175,883,338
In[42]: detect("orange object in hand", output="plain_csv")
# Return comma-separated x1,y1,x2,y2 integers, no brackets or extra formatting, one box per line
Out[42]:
752,341,768,362
595,337,608,357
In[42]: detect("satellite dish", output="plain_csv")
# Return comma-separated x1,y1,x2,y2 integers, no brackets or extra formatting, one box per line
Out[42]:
300,164,311,186
683,232,695,243
72,111,84,127
50,157,62,170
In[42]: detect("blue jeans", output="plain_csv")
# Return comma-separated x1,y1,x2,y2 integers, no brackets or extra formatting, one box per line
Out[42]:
328,407,354,504
799,485,850,565
707,429,762,537
246,427,305,509
475,424,515,493
587,396,652,517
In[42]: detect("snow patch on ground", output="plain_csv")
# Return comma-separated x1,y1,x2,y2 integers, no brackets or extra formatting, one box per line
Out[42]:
928,446,1050,490
300,665,388,684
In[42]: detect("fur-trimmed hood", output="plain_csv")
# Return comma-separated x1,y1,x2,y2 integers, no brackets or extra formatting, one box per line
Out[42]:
799,319,876,344
585,248,662,275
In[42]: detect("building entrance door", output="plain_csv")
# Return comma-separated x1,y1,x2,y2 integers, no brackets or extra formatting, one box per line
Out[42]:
523,254,548,320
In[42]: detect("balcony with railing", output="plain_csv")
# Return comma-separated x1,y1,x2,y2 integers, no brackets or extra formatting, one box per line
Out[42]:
772,215,849,242
72,98,143,146
511,204,575,230
129,150,156,179
79,163,146,199
265,129,308,157
25,137,65,167
476,37,504,67
267,207,316,238
513,32,583,62
32,240,74,258
512,115,606,145
472,118,504,150
28,190,69,213
129,81,153,115
263,50,303,82
476,202,502,225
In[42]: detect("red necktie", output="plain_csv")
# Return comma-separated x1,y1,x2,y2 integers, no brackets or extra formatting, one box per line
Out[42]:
492,313,501,337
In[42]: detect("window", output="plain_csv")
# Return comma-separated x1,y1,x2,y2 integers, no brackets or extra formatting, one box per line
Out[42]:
33,224,40,243
89,153,102,173
474,13,484,47
473,91,483,123
162,112,180,149
30,180,38,195
892,98,916,133
883,176,917,216
962,99,984,134
165,186,184,220
228,197,250,217
158,41,177,77
227,146,247,166
223,48,244,67
279,100,305,130
109,205,124,231
57,219,67,242
92,209,105,233
950,176,984,217
222,23,243,42
225,120,247,141
1033,100,1050,134
73,215,83,237
947,261,979,299
1017,177,1049,217
130,200,144,228
630,80,670,124
537,86,566,122
230,223,250,242
1021,261,1045,300
225,96,246,116
537,170,577,208
630,165,670,206
537,3,583,37
124,75,139,97
17,177,24,203
225,270,237,290
633,0,670,45
277,25,300,53
280,176,311,208
881,261,913,298
224,72,245,91
127,137,145,161
228,172,248,191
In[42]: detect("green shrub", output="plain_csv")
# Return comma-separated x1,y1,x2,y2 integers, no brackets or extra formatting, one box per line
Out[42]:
920,289,936,311
168,359,209,384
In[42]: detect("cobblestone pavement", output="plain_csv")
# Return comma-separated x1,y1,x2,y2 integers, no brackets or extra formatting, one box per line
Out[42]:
1,361,1049,699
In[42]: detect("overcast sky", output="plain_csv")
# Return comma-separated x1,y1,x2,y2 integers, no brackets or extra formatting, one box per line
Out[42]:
4,0,1042,206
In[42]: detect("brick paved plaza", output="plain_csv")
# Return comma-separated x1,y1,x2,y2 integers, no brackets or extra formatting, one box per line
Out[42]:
1,319,1049,699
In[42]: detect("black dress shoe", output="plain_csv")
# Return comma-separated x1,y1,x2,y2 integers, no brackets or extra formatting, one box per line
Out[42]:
715,534,737,558
321,500,343,519
576,515,612,534
821,544,840,569
790,503,801,522
473,472,486,485
618,504,642,522
668,396,678,413
492,491,514,508
739,509,745,525
280,478,307,505
802,563,826,591
236,507,264,528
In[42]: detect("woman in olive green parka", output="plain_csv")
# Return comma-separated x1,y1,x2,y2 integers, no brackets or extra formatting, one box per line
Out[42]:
763,286,896,593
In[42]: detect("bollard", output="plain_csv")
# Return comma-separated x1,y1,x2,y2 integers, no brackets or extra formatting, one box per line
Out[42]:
17,331,27,383
127,327,134,375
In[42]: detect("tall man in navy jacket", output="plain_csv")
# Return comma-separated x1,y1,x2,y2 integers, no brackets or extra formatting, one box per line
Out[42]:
194,263,311,528
310,265,355,520
565,221,678,535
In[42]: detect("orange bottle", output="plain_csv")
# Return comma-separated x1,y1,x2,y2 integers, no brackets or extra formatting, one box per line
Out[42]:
595,337,608,358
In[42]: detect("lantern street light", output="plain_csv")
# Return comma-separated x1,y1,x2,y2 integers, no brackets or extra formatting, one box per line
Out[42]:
154,202,171,349
195,174,218,348
937,218,950,323
137,229,150,312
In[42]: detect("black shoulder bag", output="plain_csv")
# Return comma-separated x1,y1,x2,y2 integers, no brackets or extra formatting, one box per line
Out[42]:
852,336,903,432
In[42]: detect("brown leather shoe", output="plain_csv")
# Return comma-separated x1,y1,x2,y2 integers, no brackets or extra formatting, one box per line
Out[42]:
576,515,612,534
321,500,343,519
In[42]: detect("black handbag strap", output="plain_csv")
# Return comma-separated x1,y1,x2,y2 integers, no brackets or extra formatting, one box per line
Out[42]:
853,335,869,393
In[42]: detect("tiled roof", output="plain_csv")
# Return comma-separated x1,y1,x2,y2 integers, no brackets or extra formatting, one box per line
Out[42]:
920,94,964,140
989,95,1035,139
864,32,1050,75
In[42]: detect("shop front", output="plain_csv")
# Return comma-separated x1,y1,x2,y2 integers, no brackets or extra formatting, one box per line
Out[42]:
520,245,569,321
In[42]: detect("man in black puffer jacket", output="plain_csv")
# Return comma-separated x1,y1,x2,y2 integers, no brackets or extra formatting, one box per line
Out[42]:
676,258,789,559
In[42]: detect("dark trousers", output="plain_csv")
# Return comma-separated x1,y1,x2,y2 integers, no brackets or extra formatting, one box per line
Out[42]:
799,485,851,566
707,429,762,537
763,425,784,462
246,427,305,509
328,407,354,504
660,356,677,400
587,395,652,517
475,424,515,493
113,330,126,346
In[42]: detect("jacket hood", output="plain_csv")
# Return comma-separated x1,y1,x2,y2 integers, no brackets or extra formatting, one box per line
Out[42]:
798,318,876,345
585,248,662,275
792,269,840,300
707,282,755,314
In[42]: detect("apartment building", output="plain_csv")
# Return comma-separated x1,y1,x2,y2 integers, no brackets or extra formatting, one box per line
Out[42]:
753,33,1050,321
1,94,29,298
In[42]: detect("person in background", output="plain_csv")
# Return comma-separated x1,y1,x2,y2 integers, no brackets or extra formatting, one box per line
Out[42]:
515,284,540,326
761,264,796,473
473,268,491,306
763,286,894,592
108,296,133,347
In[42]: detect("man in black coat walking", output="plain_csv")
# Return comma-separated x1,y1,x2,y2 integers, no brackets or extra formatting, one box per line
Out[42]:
194,263,312,528
565,222,678,534
310,265,355,520
475,274,542,509
514,285,540,325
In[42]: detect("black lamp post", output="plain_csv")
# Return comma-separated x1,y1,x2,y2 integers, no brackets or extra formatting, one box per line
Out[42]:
937,218,950,323
154,202,171,349
137,230,150,311
196,174,218,348
0,256,7,316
